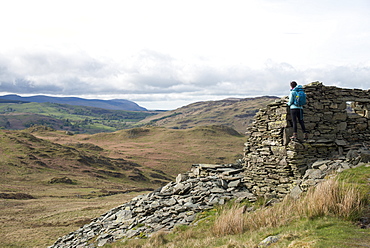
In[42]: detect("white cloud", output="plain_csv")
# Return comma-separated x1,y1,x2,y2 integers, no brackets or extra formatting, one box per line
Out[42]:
1,0,370,109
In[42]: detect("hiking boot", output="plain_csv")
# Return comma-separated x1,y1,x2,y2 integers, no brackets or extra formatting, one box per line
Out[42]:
290,133,298,141
304,132,309,140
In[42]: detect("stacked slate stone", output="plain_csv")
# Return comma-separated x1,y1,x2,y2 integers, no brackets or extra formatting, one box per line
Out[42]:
48,163,256,248
243,82,370,198
289,82,370,175
304,82,370,151
243,97,293,199
291,154,370,198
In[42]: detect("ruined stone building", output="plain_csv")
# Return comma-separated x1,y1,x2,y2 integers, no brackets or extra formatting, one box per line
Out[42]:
243,82,370,198
49,82,370,247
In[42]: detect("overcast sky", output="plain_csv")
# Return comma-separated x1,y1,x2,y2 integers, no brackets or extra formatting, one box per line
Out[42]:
1,0,370,110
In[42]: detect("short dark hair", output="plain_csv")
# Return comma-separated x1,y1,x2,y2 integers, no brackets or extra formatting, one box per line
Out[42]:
290,81,297,88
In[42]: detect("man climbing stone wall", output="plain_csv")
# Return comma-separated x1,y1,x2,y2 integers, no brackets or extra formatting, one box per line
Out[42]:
243,81,370,198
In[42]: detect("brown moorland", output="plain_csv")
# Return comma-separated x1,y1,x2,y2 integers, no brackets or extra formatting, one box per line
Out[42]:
33,125,246,176
0,125,246,247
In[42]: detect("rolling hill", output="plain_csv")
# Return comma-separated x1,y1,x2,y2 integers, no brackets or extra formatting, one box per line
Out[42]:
0,102,156,133
140,96,279,134
32,124,246,176
0,128,172,191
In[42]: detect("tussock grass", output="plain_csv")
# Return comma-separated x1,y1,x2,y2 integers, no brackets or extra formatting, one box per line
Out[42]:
213,178,365,237
145,231,168,247
213,205,246,236
173,226,198,241
300,178,363,220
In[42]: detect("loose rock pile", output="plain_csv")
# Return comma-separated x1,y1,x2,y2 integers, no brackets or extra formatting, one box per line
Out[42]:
49,163,257,248
291,149,370,198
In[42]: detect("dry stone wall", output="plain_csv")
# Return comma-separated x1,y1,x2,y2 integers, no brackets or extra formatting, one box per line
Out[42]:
243,82,370,198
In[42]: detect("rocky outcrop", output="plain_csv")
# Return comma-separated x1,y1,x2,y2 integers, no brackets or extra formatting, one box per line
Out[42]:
49,163,256,247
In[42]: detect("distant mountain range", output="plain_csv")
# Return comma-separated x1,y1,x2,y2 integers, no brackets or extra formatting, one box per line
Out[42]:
0,94,147,111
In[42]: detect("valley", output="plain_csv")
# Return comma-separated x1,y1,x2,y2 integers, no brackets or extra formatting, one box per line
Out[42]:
0,124,246,247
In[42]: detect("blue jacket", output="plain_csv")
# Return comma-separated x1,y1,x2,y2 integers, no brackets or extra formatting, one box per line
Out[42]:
288,85,304,109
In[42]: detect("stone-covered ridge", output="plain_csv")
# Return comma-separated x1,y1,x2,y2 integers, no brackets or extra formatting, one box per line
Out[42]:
48,163,256,248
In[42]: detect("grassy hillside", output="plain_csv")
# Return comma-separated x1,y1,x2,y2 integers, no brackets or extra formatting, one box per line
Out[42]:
0,128,172,191
0,102,156,133
33,125,246,176
140,96,278,134
0,127,170,247
0,113,66,130
0,125,246,247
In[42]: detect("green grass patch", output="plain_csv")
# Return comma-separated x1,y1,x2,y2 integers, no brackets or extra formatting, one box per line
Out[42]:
0,102,156,134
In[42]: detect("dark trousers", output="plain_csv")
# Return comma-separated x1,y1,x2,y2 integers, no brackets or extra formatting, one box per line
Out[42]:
290,108,306,133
